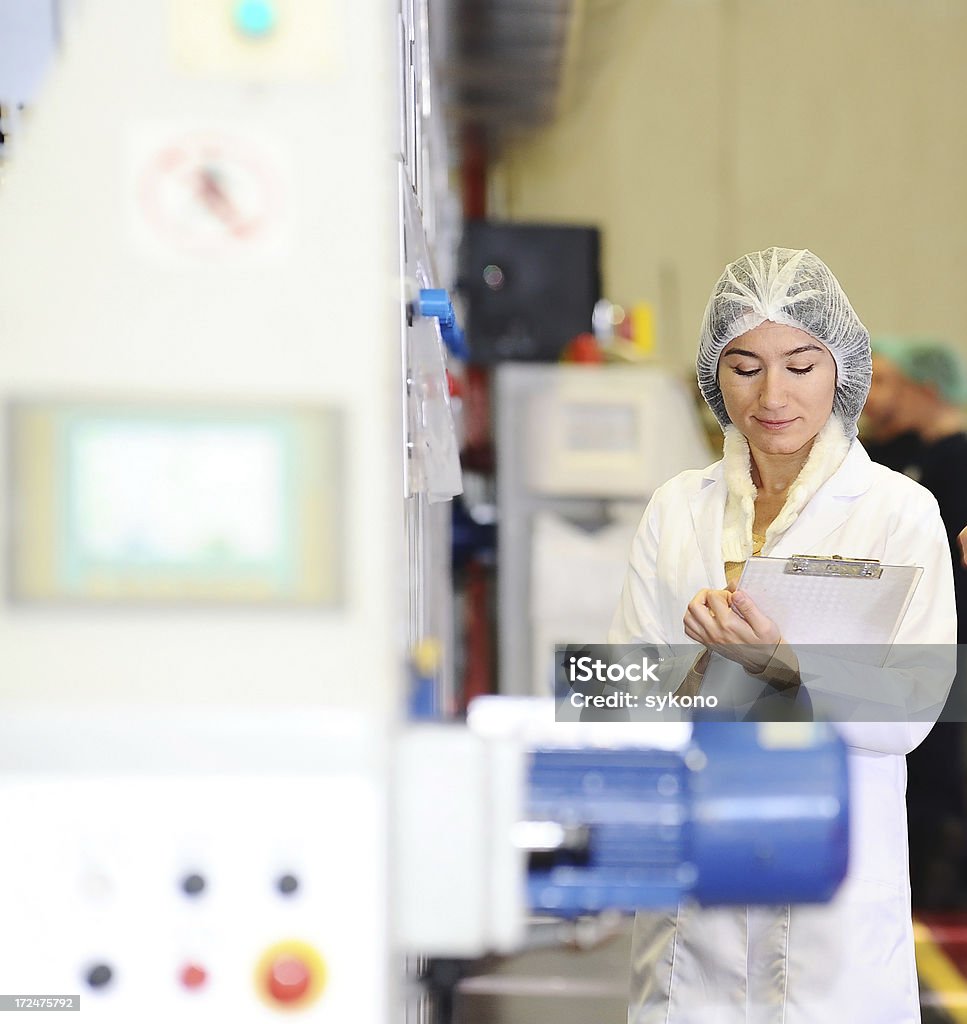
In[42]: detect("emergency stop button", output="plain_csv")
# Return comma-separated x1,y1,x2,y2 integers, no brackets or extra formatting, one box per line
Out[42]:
256,941,326,1009
179,963,208,990
267,956,310,1002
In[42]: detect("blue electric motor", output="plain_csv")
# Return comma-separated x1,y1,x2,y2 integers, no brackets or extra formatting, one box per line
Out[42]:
526,720,849,914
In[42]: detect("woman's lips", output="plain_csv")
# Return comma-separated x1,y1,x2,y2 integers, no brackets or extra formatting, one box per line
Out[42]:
754,418,797,430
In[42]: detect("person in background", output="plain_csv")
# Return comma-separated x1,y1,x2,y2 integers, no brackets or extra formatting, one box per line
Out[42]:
611,248,955,1023
861,340,926,473
862,338,967,629
862,337,967,908
863,337,967,485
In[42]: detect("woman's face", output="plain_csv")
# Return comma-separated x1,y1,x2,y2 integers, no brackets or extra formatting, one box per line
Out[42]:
718,321,837,457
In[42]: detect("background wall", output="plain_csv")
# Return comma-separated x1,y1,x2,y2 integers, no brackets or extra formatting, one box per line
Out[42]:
491,0,967,370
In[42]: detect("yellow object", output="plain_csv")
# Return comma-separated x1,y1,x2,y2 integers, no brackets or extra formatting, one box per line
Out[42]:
412,638,441,677
630,303,656,355
914,921,967,1023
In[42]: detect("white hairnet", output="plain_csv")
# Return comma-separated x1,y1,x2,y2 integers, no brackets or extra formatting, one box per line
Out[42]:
697,247,871,437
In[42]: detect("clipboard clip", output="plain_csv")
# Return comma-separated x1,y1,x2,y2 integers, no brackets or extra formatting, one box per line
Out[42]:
784,554,883,579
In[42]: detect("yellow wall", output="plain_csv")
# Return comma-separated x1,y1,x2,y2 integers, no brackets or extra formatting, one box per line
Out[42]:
493,0,967,370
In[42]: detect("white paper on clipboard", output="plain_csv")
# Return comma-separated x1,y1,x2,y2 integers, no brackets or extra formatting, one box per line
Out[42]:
736,555,923,649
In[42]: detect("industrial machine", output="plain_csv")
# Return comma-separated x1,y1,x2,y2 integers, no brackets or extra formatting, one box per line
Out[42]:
0,706,849,1019
469,702,848,918
0,2,849,1022
495,364,712,697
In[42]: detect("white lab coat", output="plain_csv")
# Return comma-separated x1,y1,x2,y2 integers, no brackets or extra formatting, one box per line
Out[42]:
610,439,956,1024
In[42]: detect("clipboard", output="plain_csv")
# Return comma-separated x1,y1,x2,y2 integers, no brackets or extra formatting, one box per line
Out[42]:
735,555,923,647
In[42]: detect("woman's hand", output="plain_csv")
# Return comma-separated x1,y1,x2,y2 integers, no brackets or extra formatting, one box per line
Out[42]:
683,588,782,675
959,524,967,570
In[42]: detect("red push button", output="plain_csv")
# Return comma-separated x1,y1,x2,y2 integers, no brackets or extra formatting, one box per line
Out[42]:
266,955,311,1003
256,941,326,1009
180,963,208,990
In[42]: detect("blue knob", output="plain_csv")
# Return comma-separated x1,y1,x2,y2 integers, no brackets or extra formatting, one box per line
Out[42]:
418,288,468,359
418,288,455,327
440,322,469,361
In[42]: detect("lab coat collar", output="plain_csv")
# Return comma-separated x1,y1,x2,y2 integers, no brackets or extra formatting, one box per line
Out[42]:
689,466,728,589
765,439,875,558
688,439,874,584
817,437,875,498
696,435,873,493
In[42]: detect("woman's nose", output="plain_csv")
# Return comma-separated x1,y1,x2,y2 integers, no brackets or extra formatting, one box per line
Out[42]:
759,371,787,409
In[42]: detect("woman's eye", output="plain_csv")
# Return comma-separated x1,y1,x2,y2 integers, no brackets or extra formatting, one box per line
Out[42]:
788,365,815,375
731,366,760,377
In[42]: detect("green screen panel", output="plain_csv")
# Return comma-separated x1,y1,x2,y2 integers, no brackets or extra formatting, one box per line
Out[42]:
9,401,342,605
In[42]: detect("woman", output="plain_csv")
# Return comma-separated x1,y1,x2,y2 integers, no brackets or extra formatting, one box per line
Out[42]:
610,247,956,1023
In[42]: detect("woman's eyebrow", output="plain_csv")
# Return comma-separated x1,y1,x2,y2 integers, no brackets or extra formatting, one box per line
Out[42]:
722,344,822,359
